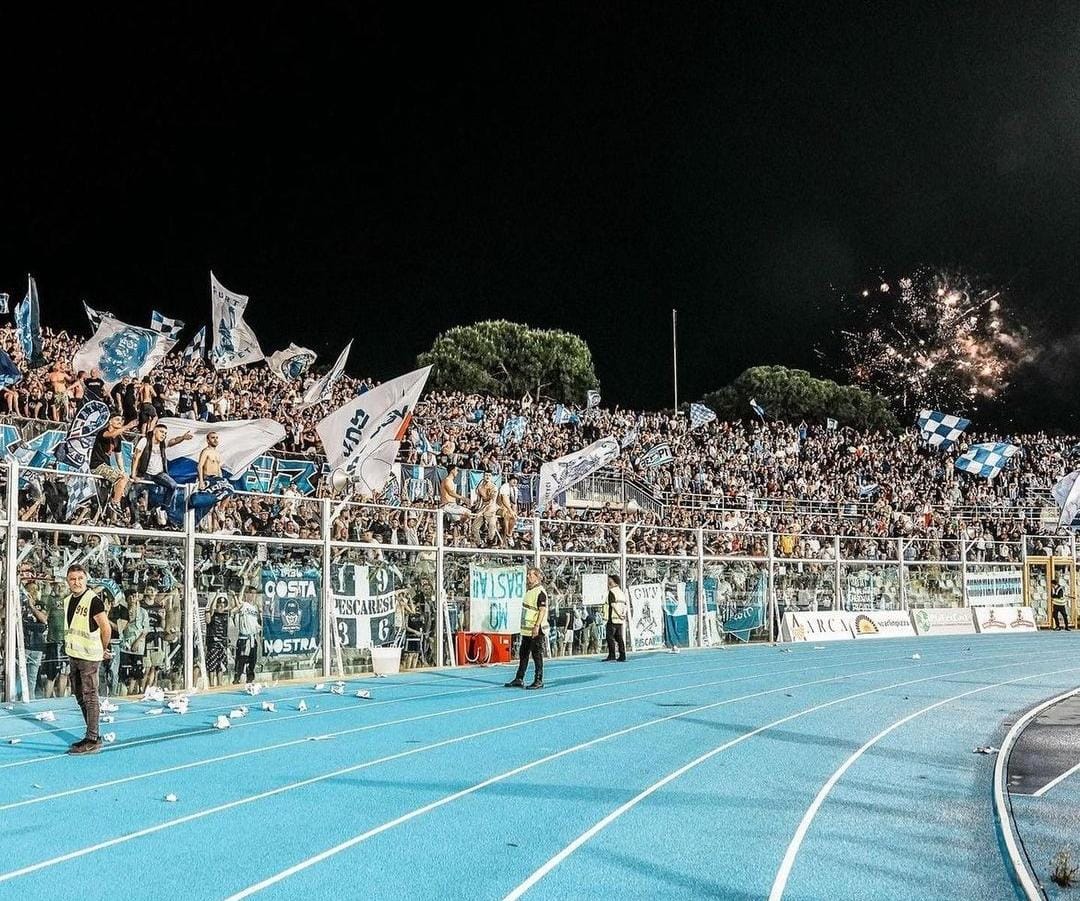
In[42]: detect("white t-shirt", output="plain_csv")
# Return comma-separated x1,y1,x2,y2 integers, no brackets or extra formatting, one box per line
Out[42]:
135,436,165,476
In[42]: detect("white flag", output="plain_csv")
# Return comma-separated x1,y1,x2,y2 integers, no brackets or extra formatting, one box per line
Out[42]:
317,365,431,496
537,436,620,512
1053,471,1080,529
267,343,318,382
72,314,176,388
83,300,109,332
157,417,286,482
209,272,264,370
298,340,352,408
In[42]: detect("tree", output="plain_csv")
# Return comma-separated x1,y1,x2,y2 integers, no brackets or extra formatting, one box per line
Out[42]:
417,320,599,403
701,365,900,432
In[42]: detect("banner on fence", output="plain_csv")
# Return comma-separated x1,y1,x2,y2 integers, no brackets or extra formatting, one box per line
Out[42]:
261,565,321,657
581,573,609,607
627,583,666,652
964,569,1023,607
330,562,400,649
850,610,917,639
911,607,976,636
468,564,527,634
781,611,855,642
972,605,1038,634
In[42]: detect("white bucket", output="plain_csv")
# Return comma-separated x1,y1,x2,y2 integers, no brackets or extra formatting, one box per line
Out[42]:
370,647,402,676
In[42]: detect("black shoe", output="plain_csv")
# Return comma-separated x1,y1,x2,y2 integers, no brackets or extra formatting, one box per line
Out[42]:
617,658,627,662
503,679,525,688
525,681,544,690
601,657,616,662
68,739,102,755
67,738,90,753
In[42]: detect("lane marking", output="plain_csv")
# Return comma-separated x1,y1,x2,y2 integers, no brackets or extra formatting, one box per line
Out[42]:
1032,758,1080,798
768,674,1080,900
0,655,970,884
228,659,1037,900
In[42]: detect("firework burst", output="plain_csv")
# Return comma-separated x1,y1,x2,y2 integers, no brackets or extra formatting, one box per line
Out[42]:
837,267,1030,413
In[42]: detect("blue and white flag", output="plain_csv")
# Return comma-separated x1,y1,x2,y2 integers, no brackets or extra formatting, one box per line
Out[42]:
71,313,177,388
53,400,111,470
917,409,970,450
689,403,716,430
954,442,1019,479
157,416,287,484
826,417,838,430
537,436,620,511
1052,471,1080,529
183,325,206,361
415,430,438,455
620,428,639,450
150,310,185,339
209,272,264,370
0,293,8,315
14,276,46,368
317,365,431,496
500,416,527,445
83,300,108,333
637,442,674,468
298,340,351,409
552,404,578,425
586,390,601,409
858,483,880,498
0,349,22,388
267,343,317,382
749,398,766,420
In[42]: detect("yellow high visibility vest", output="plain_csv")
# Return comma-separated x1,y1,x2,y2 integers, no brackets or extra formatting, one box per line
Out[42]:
64,590,103,662
604,586,627,625
520,584,548,636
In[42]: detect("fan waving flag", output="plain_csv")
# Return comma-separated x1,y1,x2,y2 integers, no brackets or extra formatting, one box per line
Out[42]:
267,343,318,382
689,403,716,430
0,349,22,388
209,272,264,369
183,326,207,361
586,390,601,409
317,365,431,496
1052,471,1080,529
537,436,620,511
954,442,1019,479
83,300,109,333
917,410,970,450
151,310,185,339
749,398,766,420
15,275,46,368
72,314,177,388
298,340,351,408
637,443,674,468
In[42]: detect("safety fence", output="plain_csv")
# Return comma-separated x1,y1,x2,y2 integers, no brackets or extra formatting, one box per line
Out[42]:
1,461,1076,701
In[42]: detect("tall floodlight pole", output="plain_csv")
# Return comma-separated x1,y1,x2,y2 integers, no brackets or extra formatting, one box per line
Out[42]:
672,308,679,413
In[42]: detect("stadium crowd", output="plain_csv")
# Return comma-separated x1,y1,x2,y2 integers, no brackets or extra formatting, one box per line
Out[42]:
0,323,1072,556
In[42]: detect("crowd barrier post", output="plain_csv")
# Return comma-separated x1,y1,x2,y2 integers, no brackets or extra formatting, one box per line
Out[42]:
618,523,628,605
321,499,333,679
767,531,777,644
183,485,196,691
532,516,541,569
695,527,705,648
4,461,17,700
833,536,842,611
960,539,969,608
897,538,907,611
435,509,445,668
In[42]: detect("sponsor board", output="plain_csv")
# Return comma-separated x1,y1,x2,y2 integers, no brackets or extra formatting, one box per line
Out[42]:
973,605,1038,634
850,611,917,639
911,607,977,636
781,611,855,642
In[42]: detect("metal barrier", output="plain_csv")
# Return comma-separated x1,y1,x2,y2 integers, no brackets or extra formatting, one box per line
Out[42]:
2,460,1076,700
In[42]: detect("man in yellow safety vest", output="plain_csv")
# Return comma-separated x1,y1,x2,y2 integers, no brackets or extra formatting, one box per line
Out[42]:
504,566,548,690
63,563,112,755
602,573,628,662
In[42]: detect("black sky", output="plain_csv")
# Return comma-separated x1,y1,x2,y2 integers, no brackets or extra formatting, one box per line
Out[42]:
2,4,1079,420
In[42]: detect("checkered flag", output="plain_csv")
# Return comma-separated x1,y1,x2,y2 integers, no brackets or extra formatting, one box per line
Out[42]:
917,409,970,450
83,300,106,332
183,325,206,361
954,442,1019,479
151,310,185,339
689,402,716,430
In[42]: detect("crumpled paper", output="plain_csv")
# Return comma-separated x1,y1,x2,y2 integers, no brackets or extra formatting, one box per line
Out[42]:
214,715,231,730
245,683,262,696
261,701,275,712
229,706,248,719
298,700,308,712
35,711,56,723
355,690,371,700
143,686,165,703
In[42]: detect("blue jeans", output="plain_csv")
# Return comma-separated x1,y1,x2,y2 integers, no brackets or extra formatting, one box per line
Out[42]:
24,649,43,701
138,472,180,510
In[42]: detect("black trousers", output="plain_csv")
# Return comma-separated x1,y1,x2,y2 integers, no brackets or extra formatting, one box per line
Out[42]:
234,636,258,682
514,634,545,683
606,623,626,661
1053,603,1071,630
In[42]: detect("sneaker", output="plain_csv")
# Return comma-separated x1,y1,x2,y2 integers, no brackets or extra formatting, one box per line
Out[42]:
503,679,525,688
68,739,102,755
525,681,544,690
67,738,90,753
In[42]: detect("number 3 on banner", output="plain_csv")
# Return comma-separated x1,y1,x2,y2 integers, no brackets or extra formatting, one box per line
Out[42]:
337,620,352,648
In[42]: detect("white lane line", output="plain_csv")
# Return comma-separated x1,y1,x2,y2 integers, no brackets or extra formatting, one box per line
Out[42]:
1033,758,1080,798
227,659,1034,900
0,643,1007,804
767,670,1080,901
0,652,839,812
0,655,956,885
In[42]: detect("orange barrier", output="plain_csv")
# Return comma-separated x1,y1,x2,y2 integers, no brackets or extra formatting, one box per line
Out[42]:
455,631,514,664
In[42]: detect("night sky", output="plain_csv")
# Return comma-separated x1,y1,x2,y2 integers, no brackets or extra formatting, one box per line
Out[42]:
3,4,1079,424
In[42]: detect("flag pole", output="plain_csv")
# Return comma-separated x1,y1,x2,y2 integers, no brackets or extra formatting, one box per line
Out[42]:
672,308,679,413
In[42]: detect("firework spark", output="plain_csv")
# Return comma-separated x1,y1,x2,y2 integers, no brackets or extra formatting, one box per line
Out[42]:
837,267,1030,412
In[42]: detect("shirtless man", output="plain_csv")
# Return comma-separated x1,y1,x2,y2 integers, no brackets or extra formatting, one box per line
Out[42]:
197,432,223,490
440,466,469,521
471,473,498,545
45,362,78,422
497,475,519,544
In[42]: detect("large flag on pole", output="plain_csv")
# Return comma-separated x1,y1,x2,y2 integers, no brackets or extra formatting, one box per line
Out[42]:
1052,471,1080,529
209,272,264,369
317,365,431,496
150,310,185,339
0,349,22,387
14,275,46,368
954,442,1019,479
536,436,620,512
298,340,352,408
267,343,317,382
183,325,207,361
689,403,716,430
157,417,287,483
83,300,108,332
72,314,177,388
917,409,970,450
